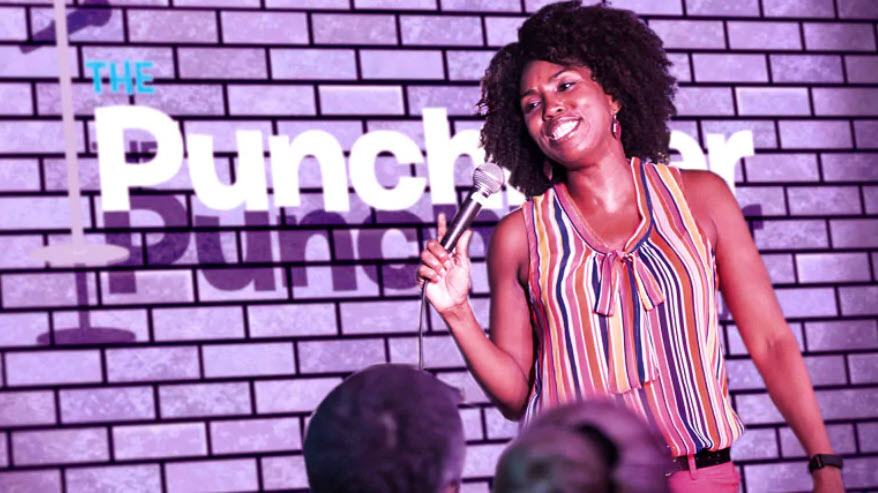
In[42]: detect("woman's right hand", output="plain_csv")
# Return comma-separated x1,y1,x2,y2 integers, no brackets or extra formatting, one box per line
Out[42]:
417,213,474,315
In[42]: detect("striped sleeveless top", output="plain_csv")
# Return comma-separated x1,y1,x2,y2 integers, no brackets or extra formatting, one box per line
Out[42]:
521,157,743,456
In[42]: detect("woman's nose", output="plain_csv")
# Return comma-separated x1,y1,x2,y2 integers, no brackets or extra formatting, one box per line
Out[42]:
542,97,564,119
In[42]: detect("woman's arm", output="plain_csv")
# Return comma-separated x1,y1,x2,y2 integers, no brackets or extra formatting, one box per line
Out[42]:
418,211,534,420
682,170,844,492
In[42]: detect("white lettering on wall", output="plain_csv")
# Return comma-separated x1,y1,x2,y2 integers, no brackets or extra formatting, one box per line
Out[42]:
349,130,426,211
97,105,184,211
96,105,754,212
706,131,755,194
188,130,269,211
269,130,349,212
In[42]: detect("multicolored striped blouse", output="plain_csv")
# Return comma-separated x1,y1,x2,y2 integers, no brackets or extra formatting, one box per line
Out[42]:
521,157,744,456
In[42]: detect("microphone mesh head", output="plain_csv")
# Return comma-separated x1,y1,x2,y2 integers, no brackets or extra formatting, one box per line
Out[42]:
472,161,505,195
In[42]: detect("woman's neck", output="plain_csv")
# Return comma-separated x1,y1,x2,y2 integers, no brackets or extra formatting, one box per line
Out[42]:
563,146,634,214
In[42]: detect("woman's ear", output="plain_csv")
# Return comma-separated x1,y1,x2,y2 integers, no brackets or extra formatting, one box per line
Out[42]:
607,94,621,115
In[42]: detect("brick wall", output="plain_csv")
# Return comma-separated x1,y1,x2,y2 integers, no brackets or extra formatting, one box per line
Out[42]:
0,0,876,491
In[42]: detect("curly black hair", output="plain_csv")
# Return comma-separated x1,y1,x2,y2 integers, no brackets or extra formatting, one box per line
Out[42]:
477,1,677,198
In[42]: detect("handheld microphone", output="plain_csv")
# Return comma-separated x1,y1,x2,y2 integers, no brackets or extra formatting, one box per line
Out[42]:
417,161,505,370
440,161,505,251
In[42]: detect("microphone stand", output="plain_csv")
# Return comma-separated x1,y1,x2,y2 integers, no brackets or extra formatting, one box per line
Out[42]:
29,0,133,345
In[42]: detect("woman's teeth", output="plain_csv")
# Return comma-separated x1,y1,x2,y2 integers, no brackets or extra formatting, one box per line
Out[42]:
551,120,578,140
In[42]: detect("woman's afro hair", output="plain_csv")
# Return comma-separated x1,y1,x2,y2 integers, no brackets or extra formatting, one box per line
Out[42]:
477,1,677,198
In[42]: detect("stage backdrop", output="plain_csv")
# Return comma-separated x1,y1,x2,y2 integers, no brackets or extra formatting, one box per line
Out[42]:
1,0,877,491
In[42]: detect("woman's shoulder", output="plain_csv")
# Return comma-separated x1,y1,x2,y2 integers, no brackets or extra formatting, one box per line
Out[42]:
488,208,529,282
493,208,528,247
676,168,733,248
638,161,721,207
676,168,734,207
490,184,555,255
677,167,725,186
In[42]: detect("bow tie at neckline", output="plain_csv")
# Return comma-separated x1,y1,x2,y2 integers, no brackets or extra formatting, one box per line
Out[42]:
593,248,666,394
593,248,665,317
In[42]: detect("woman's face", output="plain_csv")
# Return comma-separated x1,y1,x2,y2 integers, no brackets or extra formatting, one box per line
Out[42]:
519,60,619,169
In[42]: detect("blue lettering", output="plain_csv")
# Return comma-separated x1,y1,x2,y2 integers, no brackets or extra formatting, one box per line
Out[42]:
134,61,155,94
108,61,133,95
84,60,106,94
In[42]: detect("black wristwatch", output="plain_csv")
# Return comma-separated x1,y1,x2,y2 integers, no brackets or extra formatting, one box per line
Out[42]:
808,454,843,474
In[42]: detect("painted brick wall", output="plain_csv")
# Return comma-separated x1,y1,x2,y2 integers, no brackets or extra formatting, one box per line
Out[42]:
0,0,876,491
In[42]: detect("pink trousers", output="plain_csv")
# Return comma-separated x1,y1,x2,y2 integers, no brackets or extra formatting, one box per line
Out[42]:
667,457,740,493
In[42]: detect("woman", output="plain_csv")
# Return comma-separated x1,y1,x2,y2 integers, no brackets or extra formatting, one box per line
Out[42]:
417,2,844,492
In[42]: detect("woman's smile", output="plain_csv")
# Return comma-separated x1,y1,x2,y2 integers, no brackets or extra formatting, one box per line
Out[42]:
545,116,584,144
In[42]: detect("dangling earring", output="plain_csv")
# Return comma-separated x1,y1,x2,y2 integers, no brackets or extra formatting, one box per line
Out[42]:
611,112,622,140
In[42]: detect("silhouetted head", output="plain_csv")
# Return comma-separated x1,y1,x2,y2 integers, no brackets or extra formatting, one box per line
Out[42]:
304,364,466,493
494,400,671,493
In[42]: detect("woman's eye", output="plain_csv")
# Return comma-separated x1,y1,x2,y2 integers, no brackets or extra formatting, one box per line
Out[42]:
524,101,539,112
559,81,575,91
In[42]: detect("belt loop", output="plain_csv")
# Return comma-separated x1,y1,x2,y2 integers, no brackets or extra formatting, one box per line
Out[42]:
687,455,698,480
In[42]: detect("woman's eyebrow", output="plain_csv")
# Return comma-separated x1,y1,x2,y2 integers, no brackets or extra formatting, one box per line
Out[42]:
519,69,575,99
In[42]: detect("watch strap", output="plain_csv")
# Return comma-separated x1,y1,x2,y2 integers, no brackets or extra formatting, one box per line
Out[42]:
808,454,843,474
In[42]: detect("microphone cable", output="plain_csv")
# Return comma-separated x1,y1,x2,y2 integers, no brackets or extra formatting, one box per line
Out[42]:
418,283,428,370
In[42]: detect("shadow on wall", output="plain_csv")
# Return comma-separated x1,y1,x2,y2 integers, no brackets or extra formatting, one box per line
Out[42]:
20,0,112,54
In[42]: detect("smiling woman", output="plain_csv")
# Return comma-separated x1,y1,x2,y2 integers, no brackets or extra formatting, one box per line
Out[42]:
477,1,676,198
518,62,620,179
417,2,845,493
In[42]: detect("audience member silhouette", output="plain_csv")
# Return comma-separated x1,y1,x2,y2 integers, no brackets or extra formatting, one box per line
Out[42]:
494,400,671,493
304,364,466,493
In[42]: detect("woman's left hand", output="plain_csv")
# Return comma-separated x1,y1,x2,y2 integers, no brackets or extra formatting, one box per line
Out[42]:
812,467,844,493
